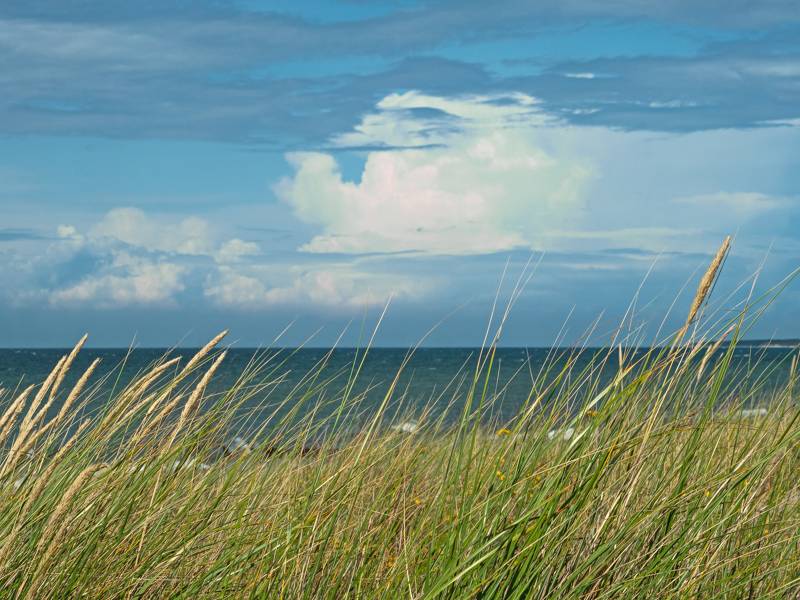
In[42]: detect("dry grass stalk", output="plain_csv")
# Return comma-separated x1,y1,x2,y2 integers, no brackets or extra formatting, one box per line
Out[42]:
52,358,101,428
44,334,88,409
131,333,227,441
32,354,98,431
167,351,227,449
26,462,108,598
132,393,185,446
132,333,228,445
18,356,66,439
3,340,91,477
180,330,228,377
1,359,68,477
0,385,35,447
23,420,92,510
32,463,108,557
19,336,86,440
130,357,181,400
133,350,227,568
95,357,181,435
18,358,103,459
681,236,731,336
0,420,91,568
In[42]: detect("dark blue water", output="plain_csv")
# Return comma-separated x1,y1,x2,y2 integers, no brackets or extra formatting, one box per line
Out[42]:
0,346,796,430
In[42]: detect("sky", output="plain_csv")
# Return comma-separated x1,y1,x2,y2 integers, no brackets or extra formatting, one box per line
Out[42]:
1,0,799,347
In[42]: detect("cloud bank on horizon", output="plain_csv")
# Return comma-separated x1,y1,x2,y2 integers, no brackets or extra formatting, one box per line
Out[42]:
0,0,799,346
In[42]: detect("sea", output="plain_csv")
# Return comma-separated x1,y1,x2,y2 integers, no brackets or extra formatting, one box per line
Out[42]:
1,345,796,434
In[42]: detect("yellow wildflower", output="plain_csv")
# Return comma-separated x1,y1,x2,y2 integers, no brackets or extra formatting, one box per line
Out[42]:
496,470,505,481
496,428,512,436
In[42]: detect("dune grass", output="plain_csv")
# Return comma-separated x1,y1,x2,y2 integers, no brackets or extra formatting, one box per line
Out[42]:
0,244,799,598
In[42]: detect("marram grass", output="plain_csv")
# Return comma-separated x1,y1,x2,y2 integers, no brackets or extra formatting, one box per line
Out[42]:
1,251,799,598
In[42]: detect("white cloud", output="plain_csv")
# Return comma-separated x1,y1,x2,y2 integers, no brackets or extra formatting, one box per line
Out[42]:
331,91,551,149
56,224,84,243
215,238,260,264
50,252,185,307
205,265,425,309
673,192,785,217
90,207,215,256
545,227,705,254
739,58,800,78
648,100,700,109
761,118,800,127
277,92,800,261
564,72,596,79
277,92,591,255
47,208,265,307
47,206,424,310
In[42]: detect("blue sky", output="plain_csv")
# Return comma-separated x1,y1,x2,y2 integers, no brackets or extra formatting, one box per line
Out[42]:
1,0,799,347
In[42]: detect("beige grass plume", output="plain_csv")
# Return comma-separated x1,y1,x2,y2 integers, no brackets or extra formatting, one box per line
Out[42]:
53,358,101,428
181,330,229,376
35,462,108,556
0,359,66,478
132,331,229,436
0,419,91,568
94,356,181,435
131,332,228,444
679,236,731,338
26,462,108,598
17,356,66,439
45,334,88,408
133,346,227,566
11,359,102,466
19,335,88,437
0,384,35,447
167,350,227,449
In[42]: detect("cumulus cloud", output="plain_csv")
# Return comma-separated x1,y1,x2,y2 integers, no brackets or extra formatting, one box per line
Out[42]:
277,92,591,255
215,238,260,264
46,208,265,307
205,265,426,309
89,207,215,256
56,224,83,241
50,252,185,307
276,91,800,261
45,206,428,310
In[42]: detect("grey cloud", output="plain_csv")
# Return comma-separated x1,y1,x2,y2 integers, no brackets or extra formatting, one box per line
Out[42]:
504,34,800,131
3,0,800,29
0,228,48,242
0,3,798,141
0,46,494,144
